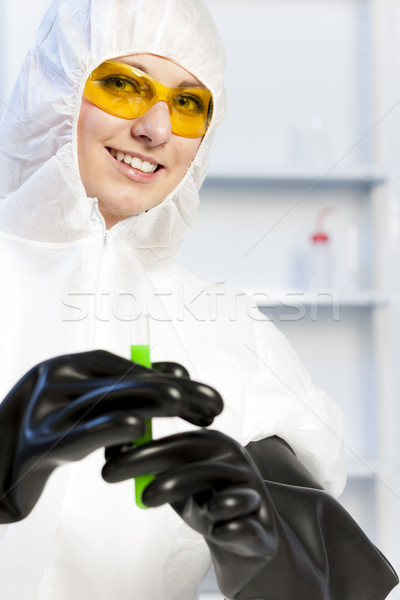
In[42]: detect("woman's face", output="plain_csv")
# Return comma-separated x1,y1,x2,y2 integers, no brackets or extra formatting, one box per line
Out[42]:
77,54,205,228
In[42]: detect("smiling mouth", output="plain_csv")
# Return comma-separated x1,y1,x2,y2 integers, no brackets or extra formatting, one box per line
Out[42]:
108,148,161,173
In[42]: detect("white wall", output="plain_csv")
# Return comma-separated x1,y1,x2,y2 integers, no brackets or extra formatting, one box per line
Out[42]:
0,0,53,106
204,0,375,175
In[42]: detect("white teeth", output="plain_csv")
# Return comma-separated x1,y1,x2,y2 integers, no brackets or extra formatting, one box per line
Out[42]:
141,161,154,173
111,149,158,173
147,163,158,173
131,157,142,170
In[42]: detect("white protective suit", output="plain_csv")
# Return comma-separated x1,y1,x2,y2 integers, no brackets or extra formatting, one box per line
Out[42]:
0,0,346,598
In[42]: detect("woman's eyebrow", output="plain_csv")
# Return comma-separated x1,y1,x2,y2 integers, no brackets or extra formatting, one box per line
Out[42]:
119,60,205,88
179,80,205,89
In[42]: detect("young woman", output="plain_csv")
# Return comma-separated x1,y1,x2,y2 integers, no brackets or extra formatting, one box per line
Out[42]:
0,0,397,598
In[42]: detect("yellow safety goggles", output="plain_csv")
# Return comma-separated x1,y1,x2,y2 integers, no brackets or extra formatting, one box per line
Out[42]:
83,60,213,138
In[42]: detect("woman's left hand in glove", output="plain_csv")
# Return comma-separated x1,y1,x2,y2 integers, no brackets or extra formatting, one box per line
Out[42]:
103,428,399,600
101,429,325,600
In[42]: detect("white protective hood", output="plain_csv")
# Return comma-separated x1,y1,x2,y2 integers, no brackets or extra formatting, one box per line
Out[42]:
0,1,346,599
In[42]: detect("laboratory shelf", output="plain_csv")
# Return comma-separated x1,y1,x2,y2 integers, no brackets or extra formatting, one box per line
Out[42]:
346,458,392,480
205,169,386,189
247,289,389,309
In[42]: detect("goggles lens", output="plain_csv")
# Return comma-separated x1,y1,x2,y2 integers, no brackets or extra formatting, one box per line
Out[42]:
83,60,213,138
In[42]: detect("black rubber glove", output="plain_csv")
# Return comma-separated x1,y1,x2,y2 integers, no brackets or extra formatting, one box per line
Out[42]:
102,430,399,600
0,350,223,523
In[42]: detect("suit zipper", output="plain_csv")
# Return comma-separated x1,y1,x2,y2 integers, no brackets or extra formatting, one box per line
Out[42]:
89,217,109,349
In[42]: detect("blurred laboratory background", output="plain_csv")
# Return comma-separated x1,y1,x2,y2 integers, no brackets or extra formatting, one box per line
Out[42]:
1,1,400,598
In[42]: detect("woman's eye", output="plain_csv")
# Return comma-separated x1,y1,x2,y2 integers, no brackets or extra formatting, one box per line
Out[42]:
100,76,141,95
174,93,205,114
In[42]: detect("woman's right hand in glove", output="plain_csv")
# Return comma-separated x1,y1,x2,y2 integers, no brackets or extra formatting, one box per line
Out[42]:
0,349,223,523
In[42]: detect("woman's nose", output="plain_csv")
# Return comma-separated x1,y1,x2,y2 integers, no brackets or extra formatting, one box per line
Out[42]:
130,101,172,146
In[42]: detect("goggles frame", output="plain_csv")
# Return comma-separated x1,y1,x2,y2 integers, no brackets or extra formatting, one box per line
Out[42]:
83,60,213,138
